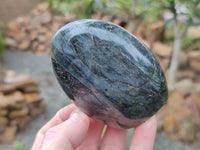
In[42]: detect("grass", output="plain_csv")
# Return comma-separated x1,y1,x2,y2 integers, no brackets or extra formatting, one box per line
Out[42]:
13,140,24,150
97,125,107,149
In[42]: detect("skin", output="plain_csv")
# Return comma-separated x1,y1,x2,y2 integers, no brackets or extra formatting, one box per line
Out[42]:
32,104,157,150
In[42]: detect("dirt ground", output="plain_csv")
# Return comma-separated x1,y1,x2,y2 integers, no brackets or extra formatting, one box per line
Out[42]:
0,0,41,22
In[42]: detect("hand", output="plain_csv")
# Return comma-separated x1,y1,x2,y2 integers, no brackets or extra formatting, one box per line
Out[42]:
31,104,157,150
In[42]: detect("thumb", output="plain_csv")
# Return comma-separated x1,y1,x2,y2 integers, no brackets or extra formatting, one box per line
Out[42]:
41,109,90,150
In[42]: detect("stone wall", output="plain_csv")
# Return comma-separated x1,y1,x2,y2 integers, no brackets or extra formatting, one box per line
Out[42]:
0,72,45,143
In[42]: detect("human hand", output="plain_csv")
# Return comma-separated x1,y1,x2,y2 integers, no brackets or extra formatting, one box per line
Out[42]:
31,104,157,150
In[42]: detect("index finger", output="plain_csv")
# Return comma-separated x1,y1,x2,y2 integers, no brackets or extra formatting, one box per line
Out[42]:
32,104,75,150
39,104,76,134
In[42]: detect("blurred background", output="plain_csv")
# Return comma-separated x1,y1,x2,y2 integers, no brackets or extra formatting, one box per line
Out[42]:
0,0,200,150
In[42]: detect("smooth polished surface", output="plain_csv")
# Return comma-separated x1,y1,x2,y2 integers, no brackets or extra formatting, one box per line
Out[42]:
51,19,168,128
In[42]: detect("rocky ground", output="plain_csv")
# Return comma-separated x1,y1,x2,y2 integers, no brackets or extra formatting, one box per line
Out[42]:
3,2,75,55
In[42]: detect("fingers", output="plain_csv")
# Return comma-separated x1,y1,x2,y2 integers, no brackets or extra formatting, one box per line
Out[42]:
31,104,75,150
76,119,105,150
40,104,76,134
40,110,90,150
99,126,128,150
31,104,90,150
129,116,157,150
32,103,157,150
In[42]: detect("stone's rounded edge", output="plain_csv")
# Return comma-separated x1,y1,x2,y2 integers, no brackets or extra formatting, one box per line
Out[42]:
51,19,168,127
71,85,150,129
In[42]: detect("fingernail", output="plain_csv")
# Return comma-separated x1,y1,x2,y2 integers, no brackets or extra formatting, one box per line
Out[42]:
69,110,88,122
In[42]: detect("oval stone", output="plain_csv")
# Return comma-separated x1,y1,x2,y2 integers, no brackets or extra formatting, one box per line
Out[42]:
51,19,168,128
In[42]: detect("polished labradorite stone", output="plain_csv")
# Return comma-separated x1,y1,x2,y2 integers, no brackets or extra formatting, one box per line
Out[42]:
51,19,168,128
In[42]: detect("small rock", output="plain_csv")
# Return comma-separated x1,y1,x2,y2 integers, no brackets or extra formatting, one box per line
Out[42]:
0,126,17,142
101,14,113,21
179,51,189,68
188,26,200,40
37,2,49,12
158,58,170,72
177,70,195,80
45,32,54,42
189,93,200,110
14,79,39,90
35,50,48,56
30,32,38,41
0,109,8,117
11,116,31,130
124,23,132,32
35,44,47,55
188,51,200,60
7,21,20,37
31,2,49,16
164,113,199,142
37,44,46,51
195,74,200,82
4,70,15,76
38,35,46,43
53,15,66,23
190,59,200,72
175,78,194,92
0,117,8,133
18,40,30,50
5,38,18,48
112,18,123,26
14,103,26,110
0,84,16,93
22,85,39,93
34,25,49,35
52,22,62,32
14,32,27,43
8,107,29,119
31,41,39,51
0,78,38,93
0,92,24,108
152,42,172,57
4,73,31,84
16,16,30,27
91,13,102,20
193,83,200,93
30,11,52,26
24,93,43,103
29,101,45,117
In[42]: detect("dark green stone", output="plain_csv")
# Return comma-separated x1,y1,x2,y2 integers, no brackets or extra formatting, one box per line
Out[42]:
51,19,168,128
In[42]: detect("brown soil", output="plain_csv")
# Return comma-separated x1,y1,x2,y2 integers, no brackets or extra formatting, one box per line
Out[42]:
0,0,41,22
